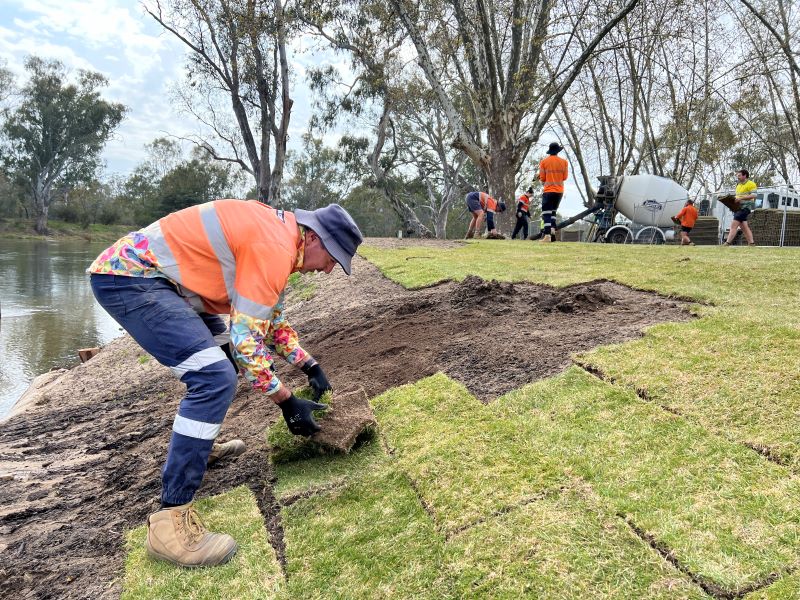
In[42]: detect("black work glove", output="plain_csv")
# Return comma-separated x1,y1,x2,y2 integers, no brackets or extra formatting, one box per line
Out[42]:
279,394,328,436
301,362,333,401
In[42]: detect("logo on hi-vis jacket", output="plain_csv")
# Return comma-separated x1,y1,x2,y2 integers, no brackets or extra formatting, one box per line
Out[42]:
276,210,286,223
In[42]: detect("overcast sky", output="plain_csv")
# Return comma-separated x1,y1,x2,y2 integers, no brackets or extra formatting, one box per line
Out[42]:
0,0,584,213
0,0,328,177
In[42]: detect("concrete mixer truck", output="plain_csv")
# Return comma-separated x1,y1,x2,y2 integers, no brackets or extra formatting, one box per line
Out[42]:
535,174,691,244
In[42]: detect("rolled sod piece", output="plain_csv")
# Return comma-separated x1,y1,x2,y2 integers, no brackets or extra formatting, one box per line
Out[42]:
718,194,740,212
268,388,378,463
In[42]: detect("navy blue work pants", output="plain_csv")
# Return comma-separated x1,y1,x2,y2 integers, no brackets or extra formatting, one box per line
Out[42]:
541,192,563,236
90,274,237,505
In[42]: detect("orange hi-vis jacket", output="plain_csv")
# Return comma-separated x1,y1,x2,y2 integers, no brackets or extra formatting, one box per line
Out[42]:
479,192,498,212
538,155,569,194
517,193,531,213
142,199,300,319
676,204,699,228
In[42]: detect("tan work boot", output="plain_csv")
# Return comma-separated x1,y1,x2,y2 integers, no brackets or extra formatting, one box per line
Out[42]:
539,235,552,243
147,504,237,568
207,439,246,466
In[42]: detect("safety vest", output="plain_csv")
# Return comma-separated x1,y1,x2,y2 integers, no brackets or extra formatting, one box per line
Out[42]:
142,199,301,318
518,194,531,212
539,155,569,193
478,192,498,212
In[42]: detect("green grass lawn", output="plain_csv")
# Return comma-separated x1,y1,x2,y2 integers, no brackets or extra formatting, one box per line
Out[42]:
122,240,800,598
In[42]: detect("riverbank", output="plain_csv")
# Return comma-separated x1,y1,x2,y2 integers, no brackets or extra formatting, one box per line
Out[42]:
0,218,134,243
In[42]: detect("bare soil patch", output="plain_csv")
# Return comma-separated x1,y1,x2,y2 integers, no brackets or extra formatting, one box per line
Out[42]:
0,252,691,599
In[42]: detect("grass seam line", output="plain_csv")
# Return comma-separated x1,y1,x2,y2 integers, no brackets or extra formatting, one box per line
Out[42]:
279,481,348,508
573,360,790,468
400,472,439,528
247,453,288,577
620,512,789,599
444,487,565,541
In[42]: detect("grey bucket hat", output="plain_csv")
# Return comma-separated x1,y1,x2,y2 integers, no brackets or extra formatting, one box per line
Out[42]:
295,204,363,275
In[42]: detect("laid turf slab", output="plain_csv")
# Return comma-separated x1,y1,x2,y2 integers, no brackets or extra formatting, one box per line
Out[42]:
372,373,565,534
274,437,388,503
744,573,800,599
122,486,282,600
281,469,450,599
578,312,800,467
446,482,707,599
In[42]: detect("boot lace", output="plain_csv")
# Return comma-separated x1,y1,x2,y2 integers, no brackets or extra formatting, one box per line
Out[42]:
178,508,207,545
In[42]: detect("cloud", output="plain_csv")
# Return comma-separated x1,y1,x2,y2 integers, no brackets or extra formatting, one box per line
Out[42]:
4,0,174,81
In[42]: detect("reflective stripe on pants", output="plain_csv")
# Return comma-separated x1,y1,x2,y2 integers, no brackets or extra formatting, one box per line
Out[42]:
90,274,238,505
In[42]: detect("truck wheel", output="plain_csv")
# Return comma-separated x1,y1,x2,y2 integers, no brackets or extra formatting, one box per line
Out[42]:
604,225,633,244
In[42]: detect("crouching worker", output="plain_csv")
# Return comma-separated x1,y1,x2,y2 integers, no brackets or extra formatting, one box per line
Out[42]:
88,201,362,568
464,190,506,238
672,199,699,245
512,187,534,240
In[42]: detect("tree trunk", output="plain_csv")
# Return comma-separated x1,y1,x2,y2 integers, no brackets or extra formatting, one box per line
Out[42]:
433,204,448,239
487,127,520,235
35,203,49,235
33,175,51,235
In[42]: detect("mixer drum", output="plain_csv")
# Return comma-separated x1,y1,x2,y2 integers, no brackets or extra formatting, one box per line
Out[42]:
614,174,690,228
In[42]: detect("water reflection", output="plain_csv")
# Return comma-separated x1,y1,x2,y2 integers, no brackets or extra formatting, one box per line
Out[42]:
0,239,123,417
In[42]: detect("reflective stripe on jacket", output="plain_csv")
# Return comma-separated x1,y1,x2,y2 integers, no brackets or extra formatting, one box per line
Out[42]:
142,199,300,319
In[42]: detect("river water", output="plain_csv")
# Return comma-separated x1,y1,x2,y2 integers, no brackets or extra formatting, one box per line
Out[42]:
0,238,123,418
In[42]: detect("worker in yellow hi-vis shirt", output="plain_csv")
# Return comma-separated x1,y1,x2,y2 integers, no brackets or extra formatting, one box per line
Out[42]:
722,169,757,246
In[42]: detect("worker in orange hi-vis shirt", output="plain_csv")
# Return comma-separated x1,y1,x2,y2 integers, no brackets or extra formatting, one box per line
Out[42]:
464,190,506,238
672,198,699,246
88,201,362,569
538,142,569,243
511,186,534,240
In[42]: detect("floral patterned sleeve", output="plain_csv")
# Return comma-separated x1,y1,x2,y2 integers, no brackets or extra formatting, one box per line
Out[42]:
268,292,309,366
229,308,283,397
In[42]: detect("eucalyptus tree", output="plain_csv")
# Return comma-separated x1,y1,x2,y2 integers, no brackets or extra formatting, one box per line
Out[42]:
0,60,13,106
282,134,350,210
732,0,800,182
145,0,293,204
0,57,125,233
297,0,438,235
387,0,641,204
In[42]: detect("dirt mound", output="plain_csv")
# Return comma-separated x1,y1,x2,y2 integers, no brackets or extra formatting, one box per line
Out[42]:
0,256,692,599
294,274,690,402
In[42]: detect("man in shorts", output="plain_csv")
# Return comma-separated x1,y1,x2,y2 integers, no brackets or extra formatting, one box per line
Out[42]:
464,191,506,238
722,170,757,246
672,199,699,245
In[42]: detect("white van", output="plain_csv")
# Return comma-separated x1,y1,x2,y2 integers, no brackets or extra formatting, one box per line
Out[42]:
754,186,800,211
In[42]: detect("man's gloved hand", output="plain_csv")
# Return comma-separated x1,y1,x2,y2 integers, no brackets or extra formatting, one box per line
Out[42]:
301,362,333,401
279,394,327,436
517,210,523,219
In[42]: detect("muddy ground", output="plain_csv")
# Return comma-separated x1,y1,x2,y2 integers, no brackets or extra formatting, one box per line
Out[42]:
0,248,692,599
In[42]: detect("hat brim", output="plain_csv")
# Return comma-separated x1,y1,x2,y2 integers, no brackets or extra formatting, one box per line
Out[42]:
295,209,353,275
